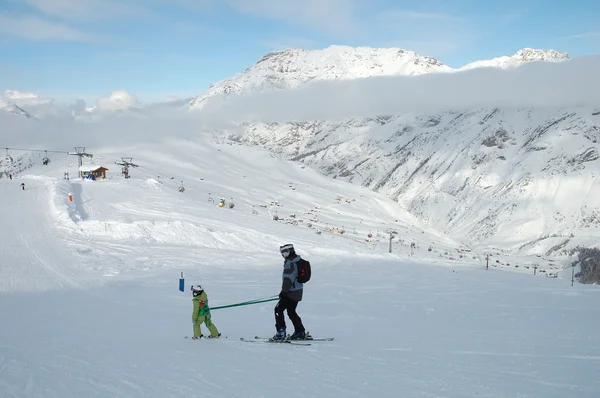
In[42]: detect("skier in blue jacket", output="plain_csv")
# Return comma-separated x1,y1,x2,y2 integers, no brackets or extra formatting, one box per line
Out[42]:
272,244,307,340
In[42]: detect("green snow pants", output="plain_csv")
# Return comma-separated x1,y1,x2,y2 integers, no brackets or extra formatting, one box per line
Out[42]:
192,314,220,338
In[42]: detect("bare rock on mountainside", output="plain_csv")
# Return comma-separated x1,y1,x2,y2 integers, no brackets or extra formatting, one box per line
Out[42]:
572,247,600,284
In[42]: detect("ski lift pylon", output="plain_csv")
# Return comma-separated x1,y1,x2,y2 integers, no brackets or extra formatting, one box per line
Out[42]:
5,148,13,162
42,150,50,165
179,180,185,193
208,193,214,203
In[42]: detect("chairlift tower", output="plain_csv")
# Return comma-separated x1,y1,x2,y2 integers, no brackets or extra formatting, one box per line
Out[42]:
115,157,139,179
5,148,13,162
67,147,93,177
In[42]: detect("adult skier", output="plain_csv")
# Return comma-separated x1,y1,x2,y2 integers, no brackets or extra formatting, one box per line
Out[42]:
273,244,307,340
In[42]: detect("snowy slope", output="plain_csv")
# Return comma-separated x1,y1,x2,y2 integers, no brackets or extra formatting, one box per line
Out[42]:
1,135,466,294
0,177,94,291
229,106,600,256
1,132,600,398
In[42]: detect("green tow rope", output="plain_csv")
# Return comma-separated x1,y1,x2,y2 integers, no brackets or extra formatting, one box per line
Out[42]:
211,295,279,311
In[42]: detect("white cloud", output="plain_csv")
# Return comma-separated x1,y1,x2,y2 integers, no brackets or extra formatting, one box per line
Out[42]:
1,89,55,107
0,15,98,41
198,55,600,123
165,95,181,103
94,90,138,111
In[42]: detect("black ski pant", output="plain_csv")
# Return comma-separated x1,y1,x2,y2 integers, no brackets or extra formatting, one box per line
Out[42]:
274,295,304,333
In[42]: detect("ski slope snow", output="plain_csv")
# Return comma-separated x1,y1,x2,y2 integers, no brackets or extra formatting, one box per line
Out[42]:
1,134,599,397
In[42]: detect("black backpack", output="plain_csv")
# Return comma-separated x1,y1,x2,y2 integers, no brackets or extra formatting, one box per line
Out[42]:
296,258,311,283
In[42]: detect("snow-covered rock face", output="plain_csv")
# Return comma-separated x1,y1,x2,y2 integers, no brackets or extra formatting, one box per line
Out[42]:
460,48,569,70
225,106,600,257
188,45,451,109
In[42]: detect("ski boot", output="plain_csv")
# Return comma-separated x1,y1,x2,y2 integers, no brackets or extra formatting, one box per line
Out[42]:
272,328,286,341
208,333,222,339
289,331,306,340
191,335,203,340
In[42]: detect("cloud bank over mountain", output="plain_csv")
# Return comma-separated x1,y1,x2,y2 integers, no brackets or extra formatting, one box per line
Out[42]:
198,55,600,123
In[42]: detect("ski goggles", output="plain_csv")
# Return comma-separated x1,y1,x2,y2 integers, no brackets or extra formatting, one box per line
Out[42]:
280,244,294,258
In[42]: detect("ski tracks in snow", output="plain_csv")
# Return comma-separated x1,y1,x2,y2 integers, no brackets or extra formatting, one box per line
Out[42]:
0,178,88,292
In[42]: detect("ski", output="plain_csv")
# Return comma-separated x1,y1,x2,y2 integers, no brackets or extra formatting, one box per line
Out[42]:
240,337,311,346
184,336,227,340
255,335,334,342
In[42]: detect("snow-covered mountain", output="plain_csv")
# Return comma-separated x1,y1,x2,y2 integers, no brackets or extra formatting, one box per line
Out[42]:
184,45,597,256
0,103,34,119
460,48,569,70
222,106,600,256
0,90,51,119
188,46,569,110
4,45,596,256
1,46,569,118
188,45,451,109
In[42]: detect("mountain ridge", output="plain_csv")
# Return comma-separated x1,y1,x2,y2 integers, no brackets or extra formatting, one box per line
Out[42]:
188,45,569,110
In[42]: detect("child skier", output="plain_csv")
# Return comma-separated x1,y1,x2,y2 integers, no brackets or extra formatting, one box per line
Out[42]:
191,285,221,339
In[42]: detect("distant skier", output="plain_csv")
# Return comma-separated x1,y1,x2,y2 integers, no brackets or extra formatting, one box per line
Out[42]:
20,182,24,190
9,174,12,180
273,244,307,340
191,285,221,339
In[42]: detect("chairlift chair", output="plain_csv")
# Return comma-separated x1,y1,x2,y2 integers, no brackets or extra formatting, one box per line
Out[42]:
42,150,50,165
